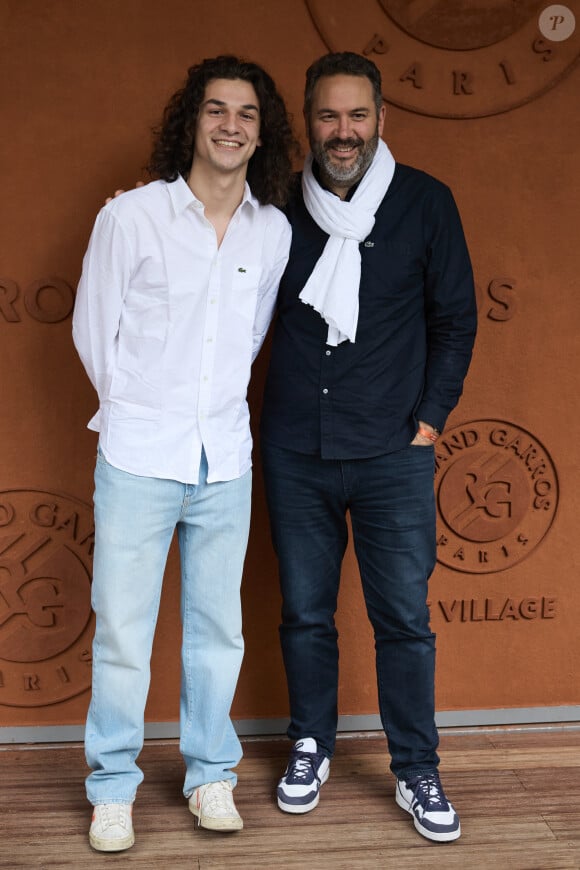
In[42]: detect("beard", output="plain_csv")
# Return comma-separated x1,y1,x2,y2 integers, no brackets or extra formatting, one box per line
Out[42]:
312,130,379,188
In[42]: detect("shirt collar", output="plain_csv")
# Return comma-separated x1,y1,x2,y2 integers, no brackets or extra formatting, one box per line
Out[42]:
166,174,260,217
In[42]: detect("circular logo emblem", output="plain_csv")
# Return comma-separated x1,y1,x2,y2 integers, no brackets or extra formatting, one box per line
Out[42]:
434,421,558,573
539,4,576,40
306,0,580,118
0,490,94,707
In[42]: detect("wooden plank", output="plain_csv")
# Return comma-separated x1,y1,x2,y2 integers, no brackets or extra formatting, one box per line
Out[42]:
1,732,580,868
440,746,580,770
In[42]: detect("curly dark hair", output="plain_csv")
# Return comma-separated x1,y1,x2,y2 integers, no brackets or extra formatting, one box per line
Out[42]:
304,52,384,118
147,55,299,208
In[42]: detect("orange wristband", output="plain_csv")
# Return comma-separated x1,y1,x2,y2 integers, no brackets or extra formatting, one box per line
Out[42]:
417,427,439,443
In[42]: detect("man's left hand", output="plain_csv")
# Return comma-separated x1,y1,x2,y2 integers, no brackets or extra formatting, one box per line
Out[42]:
411,421,439,445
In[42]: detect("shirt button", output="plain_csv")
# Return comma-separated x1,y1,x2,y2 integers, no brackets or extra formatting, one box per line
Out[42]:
322,388,329,395
325,350,332,356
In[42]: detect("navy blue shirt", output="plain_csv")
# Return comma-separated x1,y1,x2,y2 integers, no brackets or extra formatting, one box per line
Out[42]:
261,163,477,459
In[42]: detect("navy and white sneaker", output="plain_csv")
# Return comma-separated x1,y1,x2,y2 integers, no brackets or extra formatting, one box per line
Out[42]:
277,738,330,814
396,772,461,842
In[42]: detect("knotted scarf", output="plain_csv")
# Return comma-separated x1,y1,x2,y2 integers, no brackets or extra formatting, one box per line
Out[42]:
299,138,396,345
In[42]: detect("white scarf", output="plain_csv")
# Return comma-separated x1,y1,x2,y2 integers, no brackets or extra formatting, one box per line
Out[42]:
299,138,396,345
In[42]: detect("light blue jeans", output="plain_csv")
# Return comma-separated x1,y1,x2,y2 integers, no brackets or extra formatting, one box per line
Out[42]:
85,448,251,805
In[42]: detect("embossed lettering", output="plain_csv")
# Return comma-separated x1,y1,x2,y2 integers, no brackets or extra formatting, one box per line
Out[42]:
437,596,557,622
0,490,95,706
490,430,551,484
307,4,579,119
499,61,516,85
55,511,79,539
532,37,553,62
400,63,424,88
30,502,58,527
435,421,557,573
24,674,41,691
530,461,547,481
24,279,74,324
0,502,15,526
434,429,479,471
487,278,517,321
453,71,474,95
363,33,389,55
0,279,20,322
57,666,70,684
490,427,509,447
30,502,95,552
500,598,518,619
0,278,74,324
534,479,552,510
438,600,460,622
78,529,95,557
520,598,539,619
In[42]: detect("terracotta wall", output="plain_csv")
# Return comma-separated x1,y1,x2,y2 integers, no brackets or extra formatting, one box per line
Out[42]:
1,0,579,730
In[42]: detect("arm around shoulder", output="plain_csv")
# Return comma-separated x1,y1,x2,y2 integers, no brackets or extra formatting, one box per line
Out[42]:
251,209,292,362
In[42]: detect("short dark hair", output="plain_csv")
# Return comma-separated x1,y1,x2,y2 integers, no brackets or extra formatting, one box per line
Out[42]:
147,55,299,208
304,52,383,117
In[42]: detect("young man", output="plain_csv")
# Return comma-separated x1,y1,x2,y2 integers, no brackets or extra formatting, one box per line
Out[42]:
73,55,295,851
260,52,477,843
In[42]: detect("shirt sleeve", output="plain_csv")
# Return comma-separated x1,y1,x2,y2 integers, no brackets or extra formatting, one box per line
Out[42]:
416,184,477,432
251,213,292,363
72,208,132,402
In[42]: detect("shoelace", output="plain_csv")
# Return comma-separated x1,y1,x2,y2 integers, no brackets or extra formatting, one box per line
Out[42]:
99,804,130,829
199,781,234,815
287,751,320,783
410,774,449,811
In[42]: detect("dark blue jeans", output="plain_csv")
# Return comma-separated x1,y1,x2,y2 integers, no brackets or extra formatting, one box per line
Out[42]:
261,442,440,780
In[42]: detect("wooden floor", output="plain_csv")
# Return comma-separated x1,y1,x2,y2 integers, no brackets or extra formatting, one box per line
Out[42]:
1,727,580,869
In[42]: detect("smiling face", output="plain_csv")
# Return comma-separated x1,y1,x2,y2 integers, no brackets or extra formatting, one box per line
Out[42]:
307,74,385,197
193,77,262,177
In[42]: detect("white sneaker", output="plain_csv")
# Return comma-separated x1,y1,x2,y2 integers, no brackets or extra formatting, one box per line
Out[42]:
189,780,243,831
89,803,135,851
396,773,461,842
277,738,330,814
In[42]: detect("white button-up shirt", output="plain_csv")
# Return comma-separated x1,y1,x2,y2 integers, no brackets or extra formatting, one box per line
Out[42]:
73,176,291,483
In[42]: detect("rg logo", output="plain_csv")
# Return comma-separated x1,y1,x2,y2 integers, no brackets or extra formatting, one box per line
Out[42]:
0,490,94,707
434,421,558,573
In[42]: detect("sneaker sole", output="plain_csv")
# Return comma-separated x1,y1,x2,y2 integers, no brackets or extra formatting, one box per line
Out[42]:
395,787,461,843
277,790,321,814
89,831,135,852
277,766,330,814
189,805,243,832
